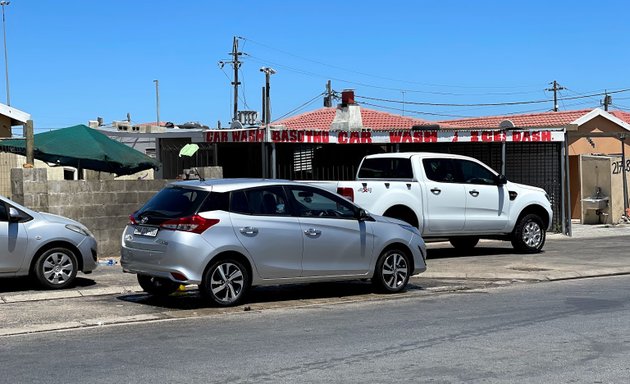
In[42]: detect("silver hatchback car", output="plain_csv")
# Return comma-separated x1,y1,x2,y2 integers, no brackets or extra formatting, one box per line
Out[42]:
121,179,426,306
0,194,98,289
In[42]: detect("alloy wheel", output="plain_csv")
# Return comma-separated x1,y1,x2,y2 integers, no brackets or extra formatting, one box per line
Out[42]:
381,252,409,290
42,251,75,286
209,262,245,304
522,221,542,248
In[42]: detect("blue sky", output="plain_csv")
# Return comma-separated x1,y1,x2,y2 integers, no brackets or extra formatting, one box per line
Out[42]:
6,0,630,130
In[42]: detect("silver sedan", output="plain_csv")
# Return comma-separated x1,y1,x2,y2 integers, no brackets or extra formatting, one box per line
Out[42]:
0,194,98,288
121,179,427,306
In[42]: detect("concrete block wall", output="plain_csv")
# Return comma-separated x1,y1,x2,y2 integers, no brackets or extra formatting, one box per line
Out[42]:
46,179,172,256
11,166,223,256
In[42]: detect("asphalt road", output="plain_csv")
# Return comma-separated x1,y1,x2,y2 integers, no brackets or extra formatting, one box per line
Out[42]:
1,232,629,337
1,275,628,383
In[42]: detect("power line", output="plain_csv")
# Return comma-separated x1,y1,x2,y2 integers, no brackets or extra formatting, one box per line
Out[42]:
358,101,473,118
272,92,327,122
354,88,630,108
238,35,542,91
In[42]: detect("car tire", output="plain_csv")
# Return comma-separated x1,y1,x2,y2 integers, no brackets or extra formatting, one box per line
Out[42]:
33,247,78,289
372,248,411,293
449,236,480,250
511,214,546,253
200,259,249,307
137,275,179,296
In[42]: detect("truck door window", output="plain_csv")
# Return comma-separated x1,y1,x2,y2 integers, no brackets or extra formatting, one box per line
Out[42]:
458,160,497,185
358,158,413,179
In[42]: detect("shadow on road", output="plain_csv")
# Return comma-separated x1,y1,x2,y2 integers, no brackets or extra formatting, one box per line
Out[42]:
427,246,525,259
0,276,96,294
117,280,427,310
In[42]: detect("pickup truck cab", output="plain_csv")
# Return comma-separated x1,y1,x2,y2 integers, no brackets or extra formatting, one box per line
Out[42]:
332,152,553,253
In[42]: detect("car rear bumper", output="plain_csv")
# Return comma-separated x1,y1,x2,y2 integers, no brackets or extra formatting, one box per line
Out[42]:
120,226,216,284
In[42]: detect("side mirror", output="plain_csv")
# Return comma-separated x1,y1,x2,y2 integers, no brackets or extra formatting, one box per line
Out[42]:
496,174,508,185
8,207,21,223
356,208,371,221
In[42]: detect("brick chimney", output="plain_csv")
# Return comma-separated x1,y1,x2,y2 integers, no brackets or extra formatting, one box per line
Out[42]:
331,89,363,131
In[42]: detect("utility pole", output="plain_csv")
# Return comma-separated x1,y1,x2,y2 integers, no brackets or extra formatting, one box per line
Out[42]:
230,36,242,121
25,119,33,166
153,79,160,126
602,91,612,111
546,80,565,112
260,67,276,178
324,80,332,107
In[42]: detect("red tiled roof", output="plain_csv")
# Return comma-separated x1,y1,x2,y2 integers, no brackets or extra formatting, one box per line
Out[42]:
609,110,630,124
272,107,434,131
438,109,593,129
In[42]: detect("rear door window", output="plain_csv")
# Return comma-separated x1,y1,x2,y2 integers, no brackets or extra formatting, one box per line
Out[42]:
358,158,413,179
422,158,461,183
229,186,289,216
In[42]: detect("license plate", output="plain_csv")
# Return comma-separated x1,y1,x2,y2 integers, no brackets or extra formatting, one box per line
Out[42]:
133,226,159,237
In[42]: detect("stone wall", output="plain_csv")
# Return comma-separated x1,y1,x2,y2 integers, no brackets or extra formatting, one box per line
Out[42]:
11,166,223,257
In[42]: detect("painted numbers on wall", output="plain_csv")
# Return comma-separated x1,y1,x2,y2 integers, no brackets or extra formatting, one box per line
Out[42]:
612,160,630,174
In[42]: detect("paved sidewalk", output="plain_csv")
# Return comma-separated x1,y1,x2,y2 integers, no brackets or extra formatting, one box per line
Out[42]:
1,223,628,306
422,223,630,281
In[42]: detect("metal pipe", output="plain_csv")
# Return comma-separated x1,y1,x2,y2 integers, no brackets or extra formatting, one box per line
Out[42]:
621,134,628,215
1,1,10,106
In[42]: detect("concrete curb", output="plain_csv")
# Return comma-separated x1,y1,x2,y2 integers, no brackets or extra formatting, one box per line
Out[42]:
1,286,142,304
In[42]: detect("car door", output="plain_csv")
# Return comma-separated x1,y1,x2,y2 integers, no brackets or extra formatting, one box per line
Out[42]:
421,158,466,234
0,201,29,273
286,185,374,277
457,159,510,232
229,186,303,279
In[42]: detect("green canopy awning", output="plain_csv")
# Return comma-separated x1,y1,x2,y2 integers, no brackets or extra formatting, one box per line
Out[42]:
0,124,160,176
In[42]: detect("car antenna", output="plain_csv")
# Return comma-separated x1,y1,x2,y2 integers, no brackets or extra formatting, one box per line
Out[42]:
192,167,204,181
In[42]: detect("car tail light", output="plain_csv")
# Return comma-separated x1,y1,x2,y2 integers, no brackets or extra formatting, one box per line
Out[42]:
337,187,354,201
128,214,138,225
170,272,188,282
160,215,219,234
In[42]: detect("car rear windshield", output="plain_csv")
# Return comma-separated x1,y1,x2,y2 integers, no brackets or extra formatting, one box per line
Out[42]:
136,187,212,221
357,158,413,179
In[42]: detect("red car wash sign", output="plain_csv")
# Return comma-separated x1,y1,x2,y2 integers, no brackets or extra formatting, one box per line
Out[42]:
206,128,565,144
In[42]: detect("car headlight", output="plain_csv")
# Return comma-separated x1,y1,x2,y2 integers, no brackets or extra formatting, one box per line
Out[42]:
544,193,551,202
66,224,94,238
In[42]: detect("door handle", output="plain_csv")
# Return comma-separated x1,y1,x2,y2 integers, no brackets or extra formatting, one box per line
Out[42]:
430,188,441,195
239,226,258,236
469,190,480,197
304,228,322,237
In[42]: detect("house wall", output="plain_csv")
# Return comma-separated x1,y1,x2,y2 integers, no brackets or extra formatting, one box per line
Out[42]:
568,115,630,155
567,115,630,222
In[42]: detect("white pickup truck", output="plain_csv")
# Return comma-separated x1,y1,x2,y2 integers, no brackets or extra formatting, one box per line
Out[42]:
316,152,553,253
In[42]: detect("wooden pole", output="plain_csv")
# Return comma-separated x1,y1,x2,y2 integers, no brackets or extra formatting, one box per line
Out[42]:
25,119,34,166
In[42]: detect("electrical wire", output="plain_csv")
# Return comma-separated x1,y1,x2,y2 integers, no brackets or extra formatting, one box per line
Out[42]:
357,101,472,118
272,92,327,122
238,67,251,110
238,35,542,92
354,88,630,108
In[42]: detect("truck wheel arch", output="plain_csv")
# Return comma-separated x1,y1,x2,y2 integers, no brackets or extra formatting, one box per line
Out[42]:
383,205,419,229
514,204,550,230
